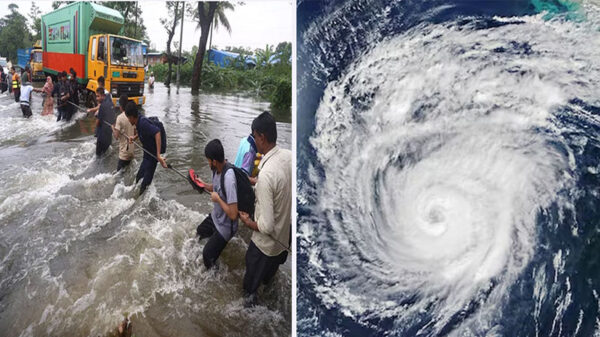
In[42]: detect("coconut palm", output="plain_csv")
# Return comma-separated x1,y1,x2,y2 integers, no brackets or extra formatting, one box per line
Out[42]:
209,2,234,50
188,2,234,93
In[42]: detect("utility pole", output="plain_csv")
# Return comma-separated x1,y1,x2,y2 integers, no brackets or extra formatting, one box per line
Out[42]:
176,1,185,89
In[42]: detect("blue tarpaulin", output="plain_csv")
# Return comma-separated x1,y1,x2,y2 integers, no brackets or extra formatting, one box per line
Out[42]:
208,49,256,68
17,48,32,69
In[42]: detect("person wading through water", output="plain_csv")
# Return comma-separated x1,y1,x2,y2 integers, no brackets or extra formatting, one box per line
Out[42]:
194,139,240,269
238,112,292,304
112,94,137,171
87,76,110,136
52,71,71,122
95,87,115,157
11,66,20,103
124,102,167,194
19,81,34,118
41,76,54,116
0,67,8,94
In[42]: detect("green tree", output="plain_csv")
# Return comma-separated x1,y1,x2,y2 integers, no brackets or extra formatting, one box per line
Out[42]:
51,1,75,10
160,1,181,87
0,4,32,63
29,2,42,42
275,41,292,65
100,2,149,41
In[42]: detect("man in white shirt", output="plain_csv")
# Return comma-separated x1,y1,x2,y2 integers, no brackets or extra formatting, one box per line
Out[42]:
112,94,137,171
19,81,34,118
239,112,291,301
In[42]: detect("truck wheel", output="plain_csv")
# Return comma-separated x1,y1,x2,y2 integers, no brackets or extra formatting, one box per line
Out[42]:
85,91,97,108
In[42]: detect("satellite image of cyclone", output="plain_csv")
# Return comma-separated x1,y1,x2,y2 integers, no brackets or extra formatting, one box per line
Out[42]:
296,0,600,336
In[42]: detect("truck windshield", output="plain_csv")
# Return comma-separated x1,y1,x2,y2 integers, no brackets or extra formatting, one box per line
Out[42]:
33,51,42,63
110,37,143,67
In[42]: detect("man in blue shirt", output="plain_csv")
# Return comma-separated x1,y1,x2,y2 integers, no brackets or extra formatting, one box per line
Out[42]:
195,139,239,269
124,102,167,194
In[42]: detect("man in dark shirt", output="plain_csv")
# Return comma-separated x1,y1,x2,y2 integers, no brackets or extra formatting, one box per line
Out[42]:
67,68,79,121
52,71,70,122
0,67,7,94
95,87,116,157
124,102,167,193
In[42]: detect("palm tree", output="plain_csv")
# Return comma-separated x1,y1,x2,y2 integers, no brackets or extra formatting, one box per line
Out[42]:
189,1,234,93
209,2,234,51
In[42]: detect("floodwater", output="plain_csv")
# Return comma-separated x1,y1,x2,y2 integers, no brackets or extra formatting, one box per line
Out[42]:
0,83,291,336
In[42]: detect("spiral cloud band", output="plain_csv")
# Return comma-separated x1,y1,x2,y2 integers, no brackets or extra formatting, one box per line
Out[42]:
306,11,600,334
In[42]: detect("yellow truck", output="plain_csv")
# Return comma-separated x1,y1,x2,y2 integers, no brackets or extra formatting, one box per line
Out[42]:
30,41,44,81
41,2,145,107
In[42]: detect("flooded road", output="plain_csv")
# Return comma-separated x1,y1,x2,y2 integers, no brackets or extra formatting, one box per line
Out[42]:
0,84,291,336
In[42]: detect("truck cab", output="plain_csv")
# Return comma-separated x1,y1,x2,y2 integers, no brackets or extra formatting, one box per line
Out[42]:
30,41,44,81
87,34,145,107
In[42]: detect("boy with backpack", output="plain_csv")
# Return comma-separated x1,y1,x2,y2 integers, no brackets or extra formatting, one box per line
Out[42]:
194,139,255,269
124,102,167,194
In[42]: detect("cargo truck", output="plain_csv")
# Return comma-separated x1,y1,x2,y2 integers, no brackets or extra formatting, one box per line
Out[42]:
41,1,145,107
30,41,44,81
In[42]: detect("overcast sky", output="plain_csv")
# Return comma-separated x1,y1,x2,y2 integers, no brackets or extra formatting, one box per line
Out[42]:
0,1,293,52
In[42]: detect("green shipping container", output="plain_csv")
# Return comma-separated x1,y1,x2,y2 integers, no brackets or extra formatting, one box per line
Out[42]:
41,2,124,81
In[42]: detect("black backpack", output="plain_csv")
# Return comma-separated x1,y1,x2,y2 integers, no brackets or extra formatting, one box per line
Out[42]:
220,162,255,218
146,116,167,154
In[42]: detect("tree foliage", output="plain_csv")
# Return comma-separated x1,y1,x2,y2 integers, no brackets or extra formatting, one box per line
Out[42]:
0,3,32,63
150,43,292,119
51,1,75,10
275,42,292,65
100,2,148,41
29,2,42,42
212,2,234,34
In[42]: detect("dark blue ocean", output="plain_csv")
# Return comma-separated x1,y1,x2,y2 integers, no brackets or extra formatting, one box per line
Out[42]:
297,1,600,336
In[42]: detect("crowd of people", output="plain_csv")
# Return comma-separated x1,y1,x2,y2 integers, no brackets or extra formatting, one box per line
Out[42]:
1,65,82,121
90,86,291,303
194,111,292,303
2,67,291,303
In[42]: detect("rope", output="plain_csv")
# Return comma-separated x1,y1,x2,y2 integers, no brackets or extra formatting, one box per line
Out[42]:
67,100,291,252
